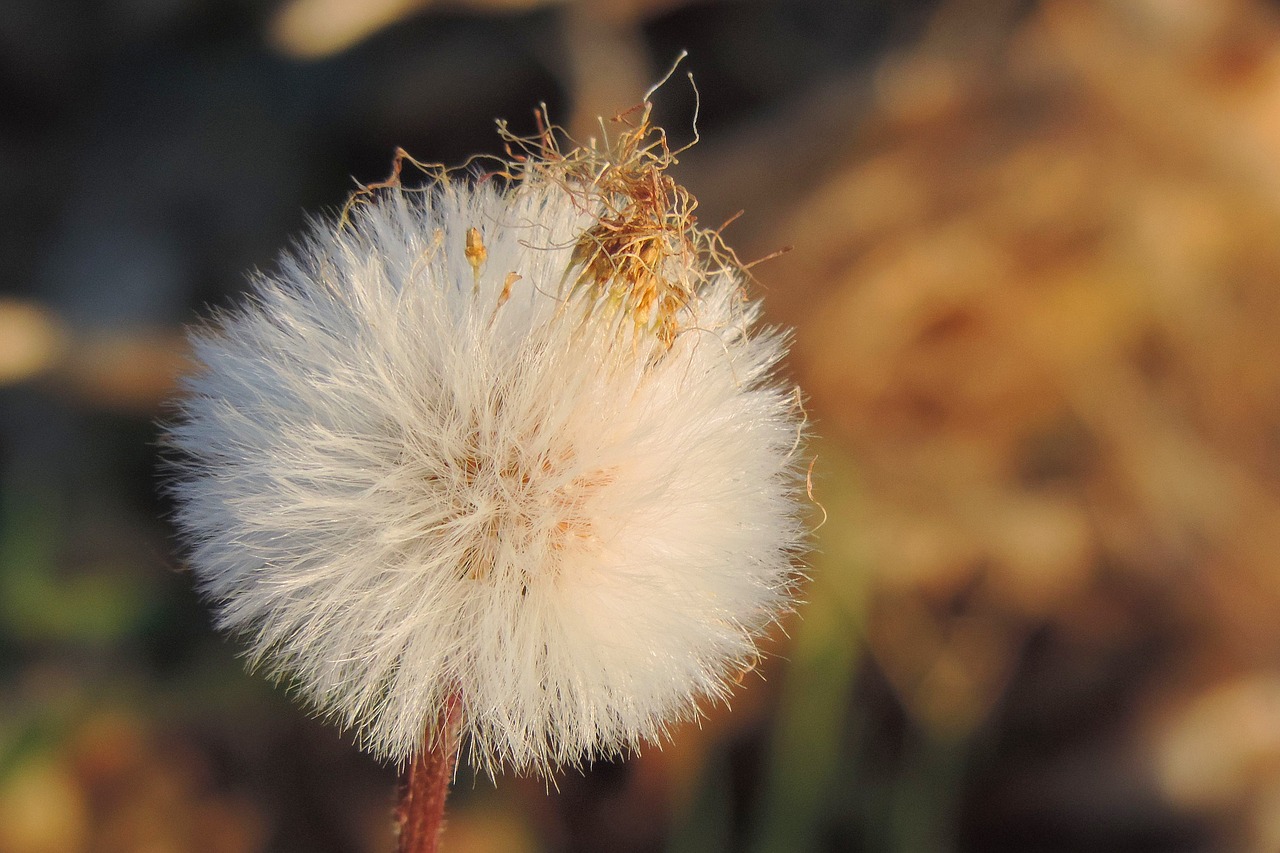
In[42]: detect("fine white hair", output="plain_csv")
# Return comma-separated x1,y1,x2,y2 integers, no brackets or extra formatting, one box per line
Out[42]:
167,177,805,775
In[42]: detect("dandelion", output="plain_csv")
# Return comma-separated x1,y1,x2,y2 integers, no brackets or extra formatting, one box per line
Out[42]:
165,94,805,849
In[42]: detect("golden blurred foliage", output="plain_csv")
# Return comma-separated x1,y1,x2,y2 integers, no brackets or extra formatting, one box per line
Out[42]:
747,0,1280,842
0,712,266,853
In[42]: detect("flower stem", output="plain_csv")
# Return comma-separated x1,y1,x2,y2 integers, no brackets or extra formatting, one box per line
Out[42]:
397,696,462,853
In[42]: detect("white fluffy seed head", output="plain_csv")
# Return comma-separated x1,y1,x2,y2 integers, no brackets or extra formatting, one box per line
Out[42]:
166,117,806,775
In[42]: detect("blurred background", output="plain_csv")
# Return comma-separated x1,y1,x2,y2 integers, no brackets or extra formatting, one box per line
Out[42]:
5,0,1280,850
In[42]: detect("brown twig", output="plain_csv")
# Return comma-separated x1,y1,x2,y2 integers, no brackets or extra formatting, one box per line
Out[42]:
396,696,462,853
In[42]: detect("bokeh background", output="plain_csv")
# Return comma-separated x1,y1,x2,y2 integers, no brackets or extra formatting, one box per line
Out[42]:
5,0,1280,850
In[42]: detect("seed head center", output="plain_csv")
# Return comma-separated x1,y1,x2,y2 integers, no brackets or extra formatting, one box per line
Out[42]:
450,438,608,581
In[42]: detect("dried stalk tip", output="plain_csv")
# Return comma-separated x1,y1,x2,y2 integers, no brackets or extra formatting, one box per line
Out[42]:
464,226,487,291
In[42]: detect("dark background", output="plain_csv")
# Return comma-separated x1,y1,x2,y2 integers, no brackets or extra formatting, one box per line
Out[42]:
4,0,1280,850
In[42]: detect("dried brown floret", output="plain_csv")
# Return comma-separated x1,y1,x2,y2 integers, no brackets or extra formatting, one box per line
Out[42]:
493,99,739,346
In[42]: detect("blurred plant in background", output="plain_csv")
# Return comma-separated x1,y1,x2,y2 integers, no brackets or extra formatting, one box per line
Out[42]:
5,0,1280,850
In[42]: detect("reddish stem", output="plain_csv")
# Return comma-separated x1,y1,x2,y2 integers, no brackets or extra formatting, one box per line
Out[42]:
396,696,462,853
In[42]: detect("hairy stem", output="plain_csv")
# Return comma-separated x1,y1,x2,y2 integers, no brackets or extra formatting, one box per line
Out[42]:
396,696,462,853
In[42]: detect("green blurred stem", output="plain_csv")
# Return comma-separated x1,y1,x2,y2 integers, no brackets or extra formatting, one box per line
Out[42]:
749,582,863,853
885,731,971,853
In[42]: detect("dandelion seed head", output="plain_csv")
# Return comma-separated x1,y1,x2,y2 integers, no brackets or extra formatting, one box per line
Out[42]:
166,107,806,775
